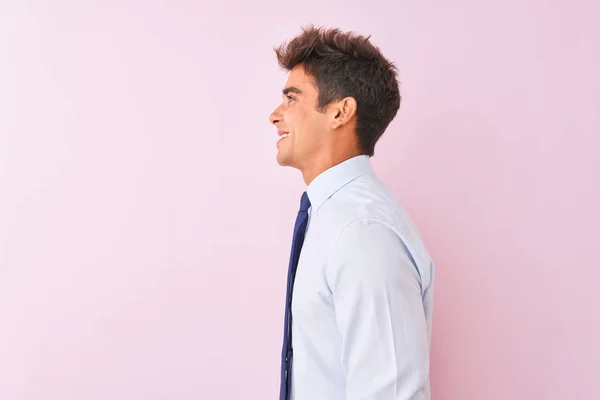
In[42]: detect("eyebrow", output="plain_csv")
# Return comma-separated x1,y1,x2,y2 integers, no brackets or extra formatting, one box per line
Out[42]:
282,86,302,96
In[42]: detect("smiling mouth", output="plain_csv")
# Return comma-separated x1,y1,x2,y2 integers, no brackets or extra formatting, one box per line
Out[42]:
277,130,289,143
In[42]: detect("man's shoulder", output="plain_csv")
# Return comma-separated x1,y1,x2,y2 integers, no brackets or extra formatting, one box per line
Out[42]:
321,172,401,225
320,173,433,272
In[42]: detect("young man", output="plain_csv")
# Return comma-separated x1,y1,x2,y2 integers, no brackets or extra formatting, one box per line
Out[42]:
270,26,434,400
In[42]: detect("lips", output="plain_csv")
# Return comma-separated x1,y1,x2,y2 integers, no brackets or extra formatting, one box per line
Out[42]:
277,130,289,145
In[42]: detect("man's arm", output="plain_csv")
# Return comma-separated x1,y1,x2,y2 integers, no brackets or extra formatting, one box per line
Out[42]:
326,218,431,400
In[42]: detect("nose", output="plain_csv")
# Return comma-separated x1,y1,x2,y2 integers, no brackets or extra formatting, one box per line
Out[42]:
269,104,282,125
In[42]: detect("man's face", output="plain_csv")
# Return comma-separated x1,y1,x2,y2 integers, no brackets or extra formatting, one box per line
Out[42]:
269,65,330,169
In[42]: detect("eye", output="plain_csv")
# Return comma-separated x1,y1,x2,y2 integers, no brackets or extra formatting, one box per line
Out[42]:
286,95,296,103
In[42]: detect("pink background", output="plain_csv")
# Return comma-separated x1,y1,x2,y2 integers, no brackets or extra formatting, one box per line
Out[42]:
1,1,599,399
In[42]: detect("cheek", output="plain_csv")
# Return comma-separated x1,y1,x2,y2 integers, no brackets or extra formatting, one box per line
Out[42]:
305,113,328,137
292,107,318,130
289,107,307,127
286,110,304,136
288,107,325,146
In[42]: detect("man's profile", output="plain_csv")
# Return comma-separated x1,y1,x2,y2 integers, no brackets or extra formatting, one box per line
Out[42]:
270,26,434,400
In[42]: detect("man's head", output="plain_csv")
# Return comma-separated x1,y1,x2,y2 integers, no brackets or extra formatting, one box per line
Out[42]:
269,26,401,182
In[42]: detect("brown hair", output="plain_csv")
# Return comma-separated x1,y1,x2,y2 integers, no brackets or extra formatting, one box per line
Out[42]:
274,25,401,156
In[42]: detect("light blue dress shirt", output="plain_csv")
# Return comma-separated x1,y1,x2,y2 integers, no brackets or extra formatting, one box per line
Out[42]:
289,155,434,400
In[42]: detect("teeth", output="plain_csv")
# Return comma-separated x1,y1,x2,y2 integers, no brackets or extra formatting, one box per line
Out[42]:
281,134,289,138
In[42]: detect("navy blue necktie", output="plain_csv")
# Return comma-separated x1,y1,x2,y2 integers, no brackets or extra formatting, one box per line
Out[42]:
279,192,311,400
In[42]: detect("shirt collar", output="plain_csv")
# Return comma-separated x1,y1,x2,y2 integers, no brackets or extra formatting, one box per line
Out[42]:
306,155,373,211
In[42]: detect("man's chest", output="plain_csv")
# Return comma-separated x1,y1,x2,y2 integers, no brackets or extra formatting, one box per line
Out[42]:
291,223,336,326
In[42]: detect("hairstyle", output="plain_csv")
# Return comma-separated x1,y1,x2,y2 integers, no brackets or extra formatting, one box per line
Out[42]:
274,25,401,156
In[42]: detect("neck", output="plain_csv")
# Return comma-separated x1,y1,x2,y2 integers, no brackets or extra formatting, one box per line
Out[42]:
300,148,363,186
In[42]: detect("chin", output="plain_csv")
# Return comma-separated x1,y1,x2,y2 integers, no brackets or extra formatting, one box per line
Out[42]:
276,155,290,167
277,154,300,170
276,150,290,166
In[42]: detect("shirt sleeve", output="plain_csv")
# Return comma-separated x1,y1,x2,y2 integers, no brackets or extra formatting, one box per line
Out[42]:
326,218,431,400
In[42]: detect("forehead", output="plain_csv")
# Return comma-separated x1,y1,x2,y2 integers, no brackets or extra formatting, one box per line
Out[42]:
285,65,317,95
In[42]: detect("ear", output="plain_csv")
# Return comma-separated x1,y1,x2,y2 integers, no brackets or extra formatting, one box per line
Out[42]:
330,97,357,130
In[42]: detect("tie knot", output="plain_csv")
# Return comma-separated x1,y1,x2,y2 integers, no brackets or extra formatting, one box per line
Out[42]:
299,191,311,212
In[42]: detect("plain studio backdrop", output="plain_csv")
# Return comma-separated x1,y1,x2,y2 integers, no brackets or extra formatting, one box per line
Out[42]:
1,1,599,399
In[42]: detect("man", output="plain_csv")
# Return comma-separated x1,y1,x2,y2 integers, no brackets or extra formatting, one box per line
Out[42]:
270,26,434,400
